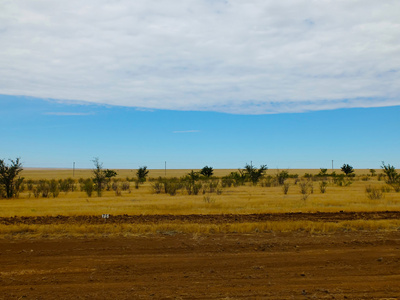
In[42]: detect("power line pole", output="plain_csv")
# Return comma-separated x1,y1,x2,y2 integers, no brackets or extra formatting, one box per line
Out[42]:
73,162,75,177
165,161,166,176
332,160,333,171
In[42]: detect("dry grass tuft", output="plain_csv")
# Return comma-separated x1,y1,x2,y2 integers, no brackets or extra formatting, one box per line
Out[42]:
1,220,400,239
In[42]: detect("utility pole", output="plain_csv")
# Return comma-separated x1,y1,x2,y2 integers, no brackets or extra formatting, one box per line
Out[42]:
332,160,333,171
165,161,166,176
73,162,75,177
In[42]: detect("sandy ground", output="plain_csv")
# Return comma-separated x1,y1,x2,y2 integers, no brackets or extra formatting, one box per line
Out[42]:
1,230,400,299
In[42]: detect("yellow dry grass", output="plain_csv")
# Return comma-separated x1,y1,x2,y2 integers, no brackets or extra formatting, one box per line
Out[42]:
20,168,381,180
2,220,400,240
1,169,398,238
2,178,398,217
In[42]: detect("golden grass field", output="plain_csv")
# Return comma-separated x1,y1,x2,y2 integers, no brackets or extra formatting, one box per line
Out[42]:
1,168,399,238
2,169,400,300
19,167,375,179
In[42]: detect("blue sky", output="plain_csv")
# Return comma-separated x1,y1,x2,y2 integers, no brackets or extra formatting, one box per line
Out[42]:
1,95,399,170
1,1,399,169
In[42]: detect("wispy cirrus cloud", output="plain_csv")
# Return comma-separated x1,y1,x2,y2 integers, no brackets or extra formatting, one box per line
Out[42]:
173,130,200,134
1,0,399,114
43,112,94,116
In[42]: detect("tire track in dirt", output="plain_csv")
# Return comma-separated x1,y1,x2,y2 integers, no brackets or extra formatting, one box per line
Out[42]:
1,211,400,225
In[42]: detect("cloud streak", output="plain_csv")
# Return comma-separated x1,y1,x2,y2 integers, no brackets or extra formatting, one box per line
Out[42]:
0,0,399,114
173,130,200,134
43,112,94,116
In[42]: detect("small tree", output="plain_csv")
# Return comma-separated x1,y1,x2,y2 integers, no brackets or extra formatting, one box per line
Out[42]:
91,158,117,196
137,166,149,183
341,164,354,176
200,166,214,178
135,166,149,188
105,169,117,181
381,162,399,184
244,164,268,185
0,158,24,198
318,168,328,176
105,169,118,190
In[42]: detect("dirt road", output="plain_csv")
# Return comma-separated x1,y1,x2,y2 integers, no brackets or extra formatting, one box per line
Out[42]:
1,231,400,299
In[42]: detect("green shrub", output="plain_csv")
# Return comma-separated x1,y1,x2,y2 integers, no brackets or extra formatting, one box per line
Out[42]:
80,179,94,197
276,170,289,185
49,179,59,198
260,175,276,187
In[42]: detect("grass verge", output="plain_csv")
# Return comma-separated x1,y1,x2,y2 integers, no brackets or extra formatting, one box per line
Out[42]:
1,220,400,239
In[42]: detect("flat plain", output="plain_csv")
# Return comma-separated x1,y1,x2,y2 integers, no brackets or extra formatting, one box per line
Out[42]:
1,168,400,299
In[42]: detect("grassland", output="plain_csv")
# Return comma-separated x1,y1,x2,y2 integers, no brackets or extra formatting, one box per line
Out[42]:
19,168,374,180
1,168,399,238
2,169,399,300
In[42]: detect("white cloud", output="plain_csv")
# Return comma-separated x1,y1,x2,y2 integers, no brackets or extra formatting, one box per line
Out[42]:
173,130,200,133
0,0,399,114
43,112,94,116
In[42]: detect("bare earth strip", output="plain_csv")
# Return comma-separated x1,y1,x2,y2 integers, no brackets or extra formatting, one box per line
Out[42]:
1,211,400,225
0,231,400,299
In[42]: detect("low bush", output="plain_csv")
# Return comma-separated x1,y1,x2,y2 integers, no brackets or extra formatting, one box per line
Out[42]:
282,183,290,195
365,185,384,200
80,179,94,197
299,180,313,200
319,181,328,193
121,182,130,191
203,194,215,203
276,170,289,185
333,175,353,187
260,176,276,187
49,179,59,198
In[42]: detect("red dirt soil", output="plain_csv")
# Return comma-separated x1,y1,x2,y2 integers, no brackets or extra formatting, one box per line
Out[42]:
2,211,400,225
1,231,400,299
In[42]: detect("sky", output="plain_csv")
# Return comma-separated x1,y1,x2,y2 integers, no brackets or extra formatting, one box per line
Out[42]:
0,1,399,170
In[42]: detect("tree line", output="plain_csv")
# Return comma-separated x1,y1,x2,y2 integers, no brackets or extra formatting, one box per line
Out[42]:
1,157,400,199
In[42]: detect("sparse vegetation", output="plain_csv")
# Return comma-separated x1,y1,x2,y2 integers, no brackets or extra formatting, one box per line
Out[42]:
200,166,214,178
136,166,149,188
243,164,268,185
341,164,354,176
319,181,328,193
92,158,106,197
282,182,290,195
81,179,94,197
365,185,384,200
381,162,398,183
2,166,400,238
333,174,353,186
276,170,289,185
0,158,24,198
381,162,400,192
299,180,312,200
